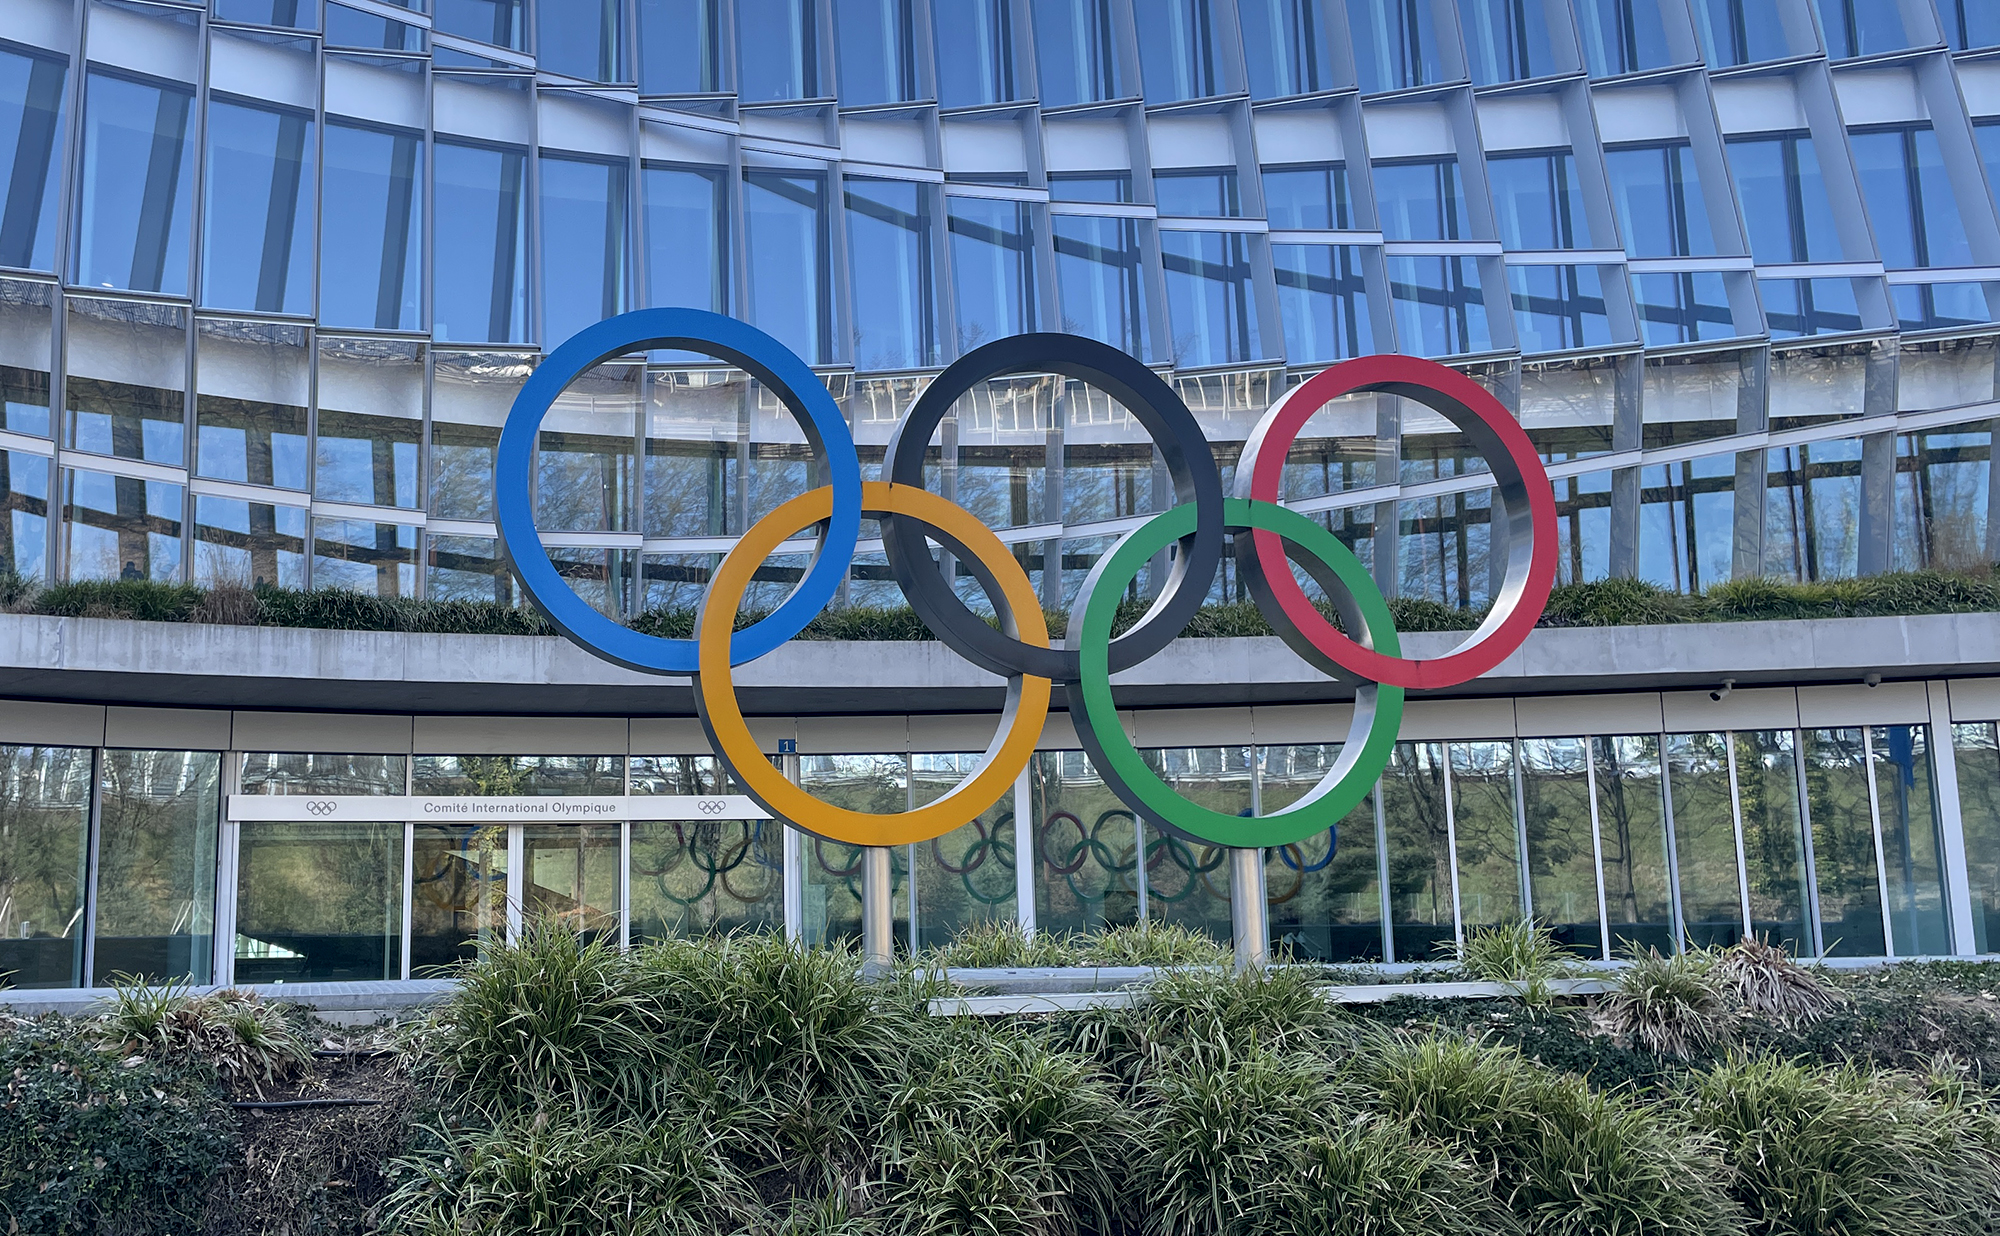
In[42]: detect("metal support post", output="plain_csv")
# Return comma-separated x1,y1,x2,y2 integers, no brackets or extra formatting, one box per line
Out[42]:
862,845,894,971
1229,847,1269,972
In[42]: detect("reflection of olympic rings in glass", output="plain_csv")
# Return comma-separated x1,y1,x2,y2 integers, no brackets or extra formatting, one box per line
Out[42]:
1277,828,1338,873
633,820,781,907
499,318,1557,851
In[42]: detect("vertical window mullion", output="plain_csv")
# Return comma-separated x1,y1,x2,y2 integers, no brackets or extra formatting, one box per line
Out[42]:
1725,729,1753,942
1861,726,1896,956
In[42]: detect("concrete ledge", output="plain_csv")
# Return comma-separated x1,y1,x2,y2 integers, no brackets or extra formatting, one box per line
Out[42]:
0,980,456,1027
928,975,1618,1016
1,610,1996,714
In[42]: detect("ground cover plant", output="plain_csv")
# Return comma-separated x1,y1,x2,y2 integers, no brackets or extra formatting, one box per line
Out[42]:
16,925,2000,1234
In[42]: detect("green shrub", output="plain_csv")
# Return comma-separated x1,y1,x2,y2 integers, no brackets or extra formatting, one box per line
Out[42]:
924,919,1084,969
99,980,315,1098
1451,921,1580,1005
1345,1033,1745,1236
1076,922,1232,968
1684,1055,2000,1236
0,1016,233,1236
1272,1113,1504,1236
1599,946,1731,1058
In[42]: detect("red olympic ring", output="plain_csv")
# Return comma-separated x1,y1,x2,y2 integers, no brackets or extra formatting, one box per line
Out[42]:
1240,354,1556,690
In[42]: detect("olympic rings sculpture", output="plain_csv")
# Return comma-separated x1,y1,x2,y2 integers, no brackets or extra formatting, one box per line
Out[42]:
497,308,1556,855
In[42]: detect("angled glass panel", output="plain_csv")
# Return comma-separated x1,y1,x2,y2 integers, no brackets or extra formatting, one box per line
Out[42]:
1162,230,1263,367
213,0,321,28
63,468,182,583
1508,264,1614,353
1691,0,1788,65
1050,172,1131,203
0,45,66,272
1632,271,1733,345
315,337,424,508
1664,732,1741,948
948,195,1038,352
1346,0,1443,93
536,361,637,532
1799,727,1887,957
1592,736,1673,954
1550,467,1611,582
739,0,820,100
313,517,417,596
193,495,306,589
1761,278,1862,339
1,283,51,440
1892,283,1993,332
639,0,725,93
540,154,629,345
1852,126,1972,270
1388,255,1490,356
1605,142,1716,257
644,163,729,314
201,97,314,315
1263,163,1350,229
194,318,309,490
434,140,529,344
428,534,518,604
845,177,938,371
1816,0,1909,58
539,0,623,81
833,0,916,105
74,71,194,295
1457,0,1555,83
1576,0,1670,76
1033,0,1121,107
1053,215,1152,360
1726,134,1838,265
1637,455,1732,591
431,350,536,521
1374,158,1465,241
0,449,49,582
65,298,186,466
1894,422,1990,571
435,0,524,48
935,0,1024,108
1239,0,1338,98
320,120,423,331
1138,0,1224,103
1943,0,2000,49
1274,243,1371,362
93,750,220,985
326,2,428,51
1154,168,1241,217
0,745,90,989
743,168,831,364
1765,438,1860,581
1487,151,1589,249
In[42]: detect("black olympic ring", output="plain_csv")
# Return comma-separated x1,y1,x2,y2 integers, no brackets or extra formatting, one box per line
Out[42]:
881,332,1224,683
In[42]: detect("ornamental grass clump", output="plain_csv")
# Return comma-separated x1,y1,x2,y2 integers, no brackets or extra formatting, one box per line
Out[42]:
1344,1033,1746,1236
1712,938,1843,1027
1598,945,1732,1058
1059,964,1342,1084
1076,921,1233,968
1451,920,1579,1005
100,978,314,1098
1683,1055,2000,1236
924,918,1084,968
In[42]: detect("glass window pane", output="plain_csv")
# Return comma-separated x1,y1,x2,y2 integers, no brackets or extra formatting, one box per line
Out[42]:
1487,151,1588,250
1799,727,1886,957
1347,0,1442,93
325,3,426,50
1053,214,1154,361
427,533,518,604
63,468,183,582
1384,740,1452,959
1632,271,1733,345
639,0,724,93
1736,728,1810,953
1457,0,1554,83
1051,172,1131,203
214,0,322,27
743,169,831,364
538,0,622,81
1155,168,1241,217
1261,744,1381,962
1033,0,1120,107
949,196,1038,353
1764,438,1861,582
737,0,819,100
1264,163,1350,230
1592,736,1673,953
1761,277,1863,339
844,177,937,371
195,318,309,490
434,140,529,344
1945,0,2000,49
1550,467,1612,583
75,71,194,295
315,337,423,507
1577,0,1669,75
912,752,1018,948
1162,229,1263,367
1892,282,1994,332
548,545,634,617
1374,158,1464,241
1871,725,1948,956
431,350,536,521
1237,0,1336,98
540,154,628,346
1894,424,1990,572
1508,264,1615,353
410,823,508,972
800,754,910,948
933,0,1020,108
1032,750,1142,936
241,751,408,794
1274,242,1370,363
93,750,220,985
0,46,68,272
536,361,638,532
1726,134,1838,265
1449,741,1522,931
0,449,49,582
1692,0,1788,65
415,754,623,794
1137,748,1244,945
320,121,422,331
1,278,52,437
435,0,524,47
835,0,917,105
1637,455,1732,592
522,824,620,941
1953,722,2000,953
643,163,728,315
1665,732,1742,948
193,495,305,589
0,745,91,989
66,298,186,466
312,518,417,596
1817,0,1908,57
1138,0,1223,103
235,821,402,982
1606,144,1715,258
1520,738,1601,955
630,755,782,939
1388,255,1490,357
1911,128,1972,269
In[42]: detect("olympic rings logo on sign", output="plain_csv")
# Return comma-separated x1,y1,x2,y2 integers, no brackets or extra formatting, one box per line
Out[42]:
496,308,1557,854
305,800,337,817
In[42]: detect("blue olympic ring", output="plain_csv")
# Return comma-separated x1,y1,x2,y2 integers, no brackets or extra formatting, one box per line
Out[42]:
495,308,861,673
1277,827,1338,872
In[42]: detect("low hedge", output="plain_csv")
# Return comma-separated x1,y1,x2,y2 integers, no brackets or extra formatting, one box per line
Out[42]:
2,566,1997,641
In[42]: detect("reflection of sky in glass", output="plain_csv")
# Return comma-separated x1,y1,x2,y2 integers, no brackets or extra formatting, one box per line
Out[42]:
75,73,193,295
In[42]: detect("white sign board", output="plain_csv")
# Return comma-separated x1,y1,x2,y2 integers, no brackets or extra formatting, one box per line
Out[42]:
226,795,772,822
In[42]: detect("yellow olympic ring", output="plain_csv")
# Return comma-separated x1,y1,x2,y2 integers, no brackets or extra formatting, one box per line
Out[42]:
694,481,1052,847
